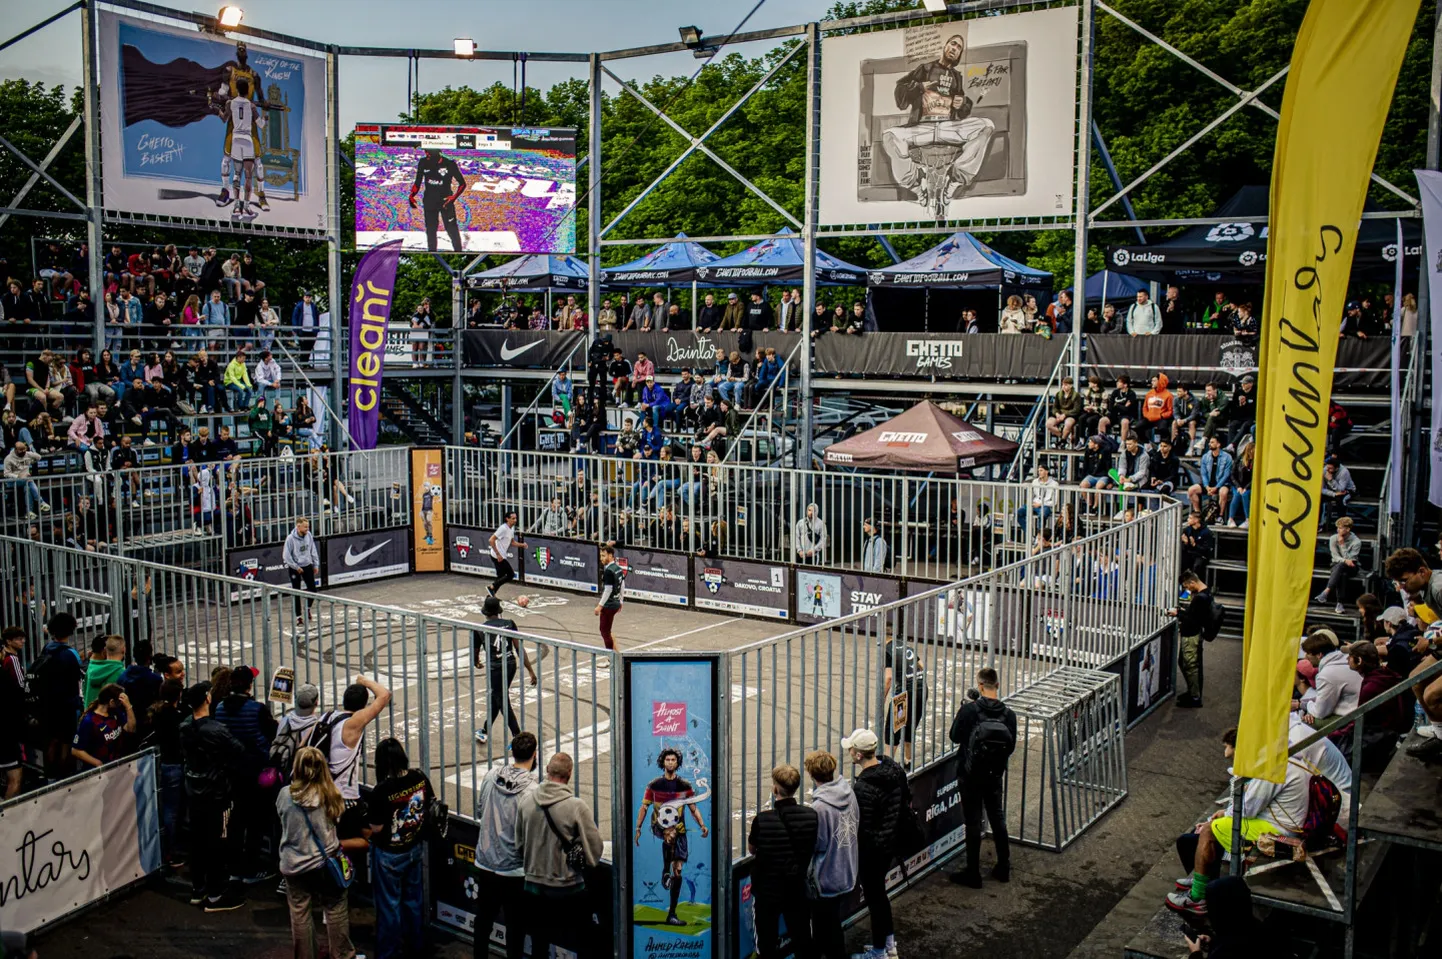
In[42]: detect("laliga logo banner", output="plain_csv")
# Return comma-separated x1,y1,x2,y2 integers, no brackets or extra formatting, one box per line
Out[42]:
348,239,404,450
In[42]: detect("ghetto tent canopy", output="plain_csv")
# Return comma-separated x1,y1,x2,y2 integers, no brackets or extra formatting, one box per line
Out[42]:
823,400,1018,473
864,232,1052,289
466,254,601,291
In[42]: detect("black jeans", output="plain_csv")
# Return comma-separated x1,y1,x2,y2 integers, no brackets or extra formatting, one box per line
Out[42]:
810,893,847,959
858,856,894,946
962,777,1009,876
490,557,517,594
289,565,319,618
754,887,813,959
484,668,521,737
472,869,526,959
527,884,595,959
225,780,272,877
1326,561,1357,601
189,797,233,900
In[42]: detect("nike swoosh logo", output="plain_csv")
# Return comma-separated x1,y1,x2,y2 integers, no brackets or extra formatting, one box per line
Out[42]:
344,541,389,566
499,340,542,361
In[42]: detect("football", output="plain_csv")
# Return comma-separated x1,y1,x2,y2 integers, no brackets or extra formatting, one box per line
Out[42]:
656,803,682,829
517,595,531,608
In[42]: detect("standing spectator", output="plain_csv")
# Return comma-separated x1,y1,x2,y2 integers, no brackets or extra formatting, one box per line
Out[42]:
1162,284,1185,333
794,503,828,564
846,728,908,959
0,626,26,798
472,595,537,744
517,752,604,959
1314,517,1362,615
472,730,538,959
34,612,84,779
1172,568,1217,707
746,763,818,959
278,746,359,959
746,290,775,331
257,297,281,351
1140,373,1174,446
1231,301,1260,343
148,675,188,865
368,738,434,959
597,298,617,332
410,297,434,366
720,292,744,330
180,680,247,912
215,664,279,883
1201,291,1234,330
284,517,321,626
292,290,320,363
805,749,858,959
327,676,393,846
249,395,277,458
860,518,888,573
82,634,126,712
1126,288,1161,335
1050,290,1073,335
947,666,1017,887
999,294,1026,333
697,293,723,332
235,288,260,345
72,682,135,769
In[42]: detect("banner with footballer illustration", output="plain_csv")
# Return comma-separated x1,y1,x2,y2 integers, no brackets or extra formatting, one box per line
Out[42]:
625,656,722,959
410,448,445,572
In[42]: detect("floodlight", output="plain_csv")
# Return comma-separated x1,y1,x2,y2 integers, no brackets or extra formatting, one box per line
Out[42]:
921,0,949,13
217,5,244,28
454,37,477,58
678,25,703,47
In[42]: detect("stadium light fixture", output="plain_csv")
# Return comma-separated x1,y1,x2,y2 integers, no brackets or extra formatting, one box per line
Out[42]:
217,5,244,28
678,25,703,47
921,0,949,13
454,37,477,58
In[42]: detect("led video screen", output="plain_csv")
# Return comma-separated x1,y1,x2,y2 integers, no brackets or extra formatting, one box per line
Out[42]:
354,124,576,253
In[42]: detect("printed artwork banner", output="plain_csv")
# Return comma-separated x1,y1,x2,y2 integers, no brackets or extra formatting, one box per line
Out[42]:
97,12,328,230
411,448,445,572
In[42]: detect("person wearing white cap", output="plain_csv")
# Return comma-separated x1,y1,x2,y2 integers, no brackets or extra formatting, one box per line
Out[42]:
845,728,908,959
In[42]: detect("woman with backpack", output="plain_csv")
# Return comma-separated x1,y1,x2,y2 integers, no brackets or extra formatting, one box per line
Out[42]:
277,746,358,959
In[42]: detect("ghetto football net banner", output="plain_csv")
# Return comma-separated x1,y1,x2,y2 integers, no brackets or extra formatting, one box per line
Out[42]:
97,11,328,230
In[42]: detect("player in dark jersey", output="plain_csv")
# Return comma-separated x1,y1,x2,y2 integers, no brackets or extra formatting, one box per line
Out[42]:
408,148,466,251
882,33,996,212
595,544,625,653
634,747,708,927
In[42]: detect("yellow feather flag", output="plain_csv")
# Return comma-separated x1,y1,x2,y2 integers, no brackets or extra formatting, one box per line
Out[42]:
1237,0,1421,782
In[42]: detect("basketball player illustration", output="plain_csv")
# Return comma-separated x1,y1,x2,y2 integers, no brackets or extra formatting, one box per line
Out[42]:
211,41,271,213
634,747,709,927
408,148,467,251
221,78,261,219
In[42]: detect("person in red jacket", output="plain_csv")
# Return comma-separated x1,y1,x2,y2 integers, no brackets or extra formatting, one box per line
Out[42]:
1141,372,1174,446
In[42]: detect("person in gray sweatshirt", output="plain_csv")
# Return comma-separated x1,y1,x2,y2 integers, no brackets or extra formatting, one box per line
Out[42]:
805,749,859,959
517,752,605,959
473,731,539,959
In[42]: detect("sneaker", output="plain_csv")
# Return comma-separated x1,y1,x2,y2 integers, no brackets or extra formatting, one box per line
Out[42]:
217,189,231,206
948,871,983,888
276,878,288,895
243,870,277,884
990,863,1010,883
25,511,36,520
1416,724,1437,740
1225,519,1237,528
1312,591,1330,605
1164,890,1207,916
1176,696,1203,708
144,489,157,497
295,616,305,628
38,502,50,513
1238,520,1249,529
143,438,156,447
1334,603,1345,615
1405,734,1442,760
130,415,142,426
1174,876,1192,891
204,892,245,913
664,914,686,927
178,401,196,415
189,890,207,906
474,730,488,744
194,525,204,536
258,193,271,212
885,938,898,959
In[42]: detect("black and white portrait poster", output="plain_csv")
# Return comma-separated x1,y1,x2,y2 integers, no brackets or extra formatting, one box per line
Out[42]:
818,7,1079,225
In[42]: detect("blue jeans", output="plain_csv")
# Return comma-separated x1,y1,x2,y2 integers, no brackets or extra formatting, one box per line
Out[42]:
12,479,43,514
1231,487,1250,523
160,761,185,862
372,843,425,959
1016,505,1051,534
226,385,251,409
718,381,741,405
649,478,681,506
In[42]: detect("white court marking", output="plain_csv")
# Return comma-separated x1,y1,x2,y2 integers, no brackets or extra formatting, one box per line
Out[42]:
631,617,741,651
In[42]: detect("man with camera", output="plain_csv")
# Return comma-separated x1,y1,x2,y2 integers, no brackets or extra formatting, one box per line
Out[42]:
947,667,1017,887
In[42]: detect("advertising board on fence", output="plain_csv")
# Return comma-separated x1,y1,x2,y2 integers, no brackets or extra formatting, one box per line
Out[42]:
463,330,586,368
446,526,499,576
616,547,692,606
813,333,1064,379
694,558,789,619
324,529,410,586
97,12,328,230
225,542,290,601
794,569,902,625
523,535,598,593
605,332,797,375
412,449,446,572
0,751,161,934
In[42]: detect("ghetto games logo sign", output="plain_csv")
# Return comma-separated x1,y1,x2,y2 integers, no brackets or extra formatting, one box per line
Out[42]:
453,536,472,559
702,567,724,594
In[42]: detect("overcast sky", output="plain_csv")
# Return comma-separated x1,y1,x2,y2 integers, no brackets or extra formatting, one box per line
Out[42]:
3,0,836,131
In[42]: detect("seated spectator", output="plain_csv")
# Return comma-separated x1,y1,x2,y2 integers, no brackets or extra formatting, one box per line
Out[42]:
1319,456,1355,525
1313,517,1361,614
1101,375,1137,443
1180,510,1213,576
223,352,252,410
638,375,670,432
1225,439,1253,528
1045,376,1082,448
67,405,104,452
1188,436,1232,517
1148,438,1182,496
1231,301,1259,343
1225,374,1256,448
239,252,264,297
1140,372,1174,446
1376,606,1421,679
1296,630,1362,727
1113,434,1149,505
221,253,242,301
608,349,633,407
1078,375,1106,437
28,411,64,453
1170,382,1199,451
253,350,282,400
1192,381,1228,455
1077,434,1116,511
631,351,655,387
1016,464,1058,536
5,439,50,517
615,417,641,459
1327,399,1353,455
1346,640,1409,764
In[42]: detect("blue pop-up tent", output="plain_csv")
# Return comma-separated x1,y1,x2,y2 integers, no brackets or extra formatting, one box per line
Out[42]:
1083,269,1149,302
694,228,868,286
600,233,721,287
865,232,1052,289
466,254,599,292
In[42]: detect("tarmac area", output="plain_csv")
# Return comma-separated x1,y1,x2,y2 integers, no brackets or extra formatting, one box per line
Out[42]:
31,576,1242,959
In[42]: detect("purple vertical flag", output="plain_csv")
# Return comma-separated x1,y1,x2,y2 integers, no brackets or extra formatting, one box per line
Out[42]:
347,239,403,450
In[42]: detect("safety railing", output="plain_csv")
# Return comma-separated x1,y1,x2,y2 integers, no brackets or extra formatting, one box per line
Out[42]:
0,533,620,839
443,445,1175,583
720,499,1180,858
721,337,804,466
498,338,588,449
1006,346,1069,482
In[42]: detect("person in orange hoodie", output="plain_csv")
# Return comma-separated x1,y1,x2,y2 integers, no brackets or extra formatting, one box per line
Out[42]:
1141,372,1174,446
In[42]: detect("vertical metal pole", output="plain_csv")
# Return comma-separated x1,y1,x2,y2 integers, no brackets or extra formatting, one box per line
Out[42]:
326,47,345,449
452,274,465,445
501,383,514,449
588,53,603,343
1070,0,1096,386
81,0,104,353
798,22,821,468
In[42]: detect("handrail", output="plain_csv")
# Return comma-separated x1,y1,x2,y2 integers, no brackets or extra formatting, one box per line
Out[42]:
498,338,587,449
1005,345,1068,481
721,336,804,465
272,332,353,449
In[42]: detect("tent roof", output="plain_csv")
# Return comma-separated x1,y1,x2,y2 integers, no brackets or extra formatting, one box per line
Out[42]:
467,254,595,290
1083,269,1149,302
866,232,1051,289
823,400,1018,473
601,234,722,286
1105,186,1420,282
695,228,868,286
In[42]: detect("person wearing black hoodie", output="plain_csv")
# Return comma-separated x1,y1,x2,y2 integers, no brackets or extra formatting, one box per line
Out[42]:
179,680,247,912
746,762,818,959
1186,875,1292,959
847,728,909,959
1148,437,1183,496
214,665,279,883
947,667,1017,888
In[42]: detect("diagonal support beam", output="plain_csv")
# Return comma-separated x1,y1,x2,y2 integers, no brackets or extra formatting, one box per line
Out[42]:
1091,121,1144,243
0,133,86,211
0,116,81,230
0,2,82,55
1096,1,1418,207
1090,67,1288,222
599,41,806,237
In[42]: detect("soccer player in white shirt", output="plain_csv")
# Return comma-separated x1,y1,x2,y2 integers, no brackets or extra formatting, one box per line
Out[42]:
487,510,526,598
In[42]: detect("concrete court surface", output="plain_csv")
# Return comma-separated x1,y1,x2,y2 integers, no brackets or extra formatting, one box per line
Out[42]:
33,576,1241,959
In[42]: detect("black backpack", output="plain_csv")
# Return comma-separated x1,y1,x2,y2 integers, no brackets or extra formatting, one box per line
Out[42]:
1203,599,1227,642
308,710,349,764
23,643,69,729
268,715,323,785
966,710,1015,778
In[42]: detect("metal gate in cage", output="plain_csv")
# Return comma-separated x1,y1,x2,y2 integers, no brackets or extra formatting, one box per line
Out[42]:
1008,667,1127,851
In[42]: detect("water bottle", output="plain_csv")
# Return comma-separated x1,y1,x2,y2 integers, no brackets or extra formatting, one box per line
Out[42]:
1417,701,1429,732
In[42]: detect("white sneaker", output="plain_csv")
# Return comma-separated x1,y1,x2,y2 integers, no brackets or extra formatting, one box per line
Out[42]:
474,730,488,744
1225,519,1237,528
1113,510,1126,520
886,939,899,959
1238,520,1249,529
24,511,36,520
38,502,51,513
143,438,156,447
144,489,157,497
1417,724,1437,739
1335,602,1345,615
193,523,201,534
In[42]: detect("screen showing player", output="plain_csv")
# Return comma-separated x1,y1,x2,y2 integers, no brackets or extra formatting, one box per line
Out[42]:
354,124,577,253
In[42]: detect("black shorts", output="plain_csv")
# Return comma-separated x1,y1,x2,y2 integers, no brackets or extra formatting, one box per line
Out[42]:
0,735,23,770
659,829,689,864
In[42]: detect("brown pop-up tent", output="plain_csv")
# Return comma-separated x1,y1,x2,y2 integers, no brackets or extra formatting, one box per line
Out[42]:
823,400,1018,473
